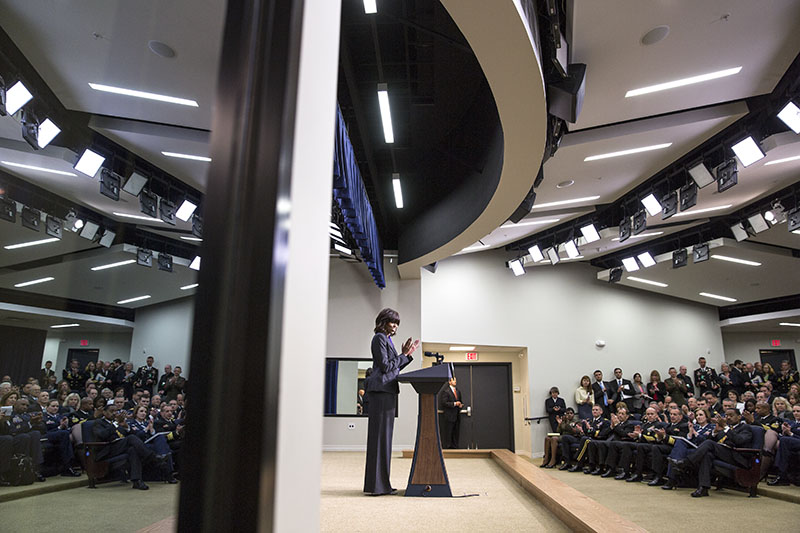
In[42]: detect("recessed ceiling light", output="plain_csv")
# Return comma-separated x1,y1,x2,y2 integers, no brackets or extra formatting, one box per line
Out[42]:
161,151,211,162
625,66,742,98
14,276,55,287
627,276,668,288
779,322,800,327
36,119,61,148
180,283,199,290
180,236,203,242
449,346,475,351
117,295,151,305
89,83,198,107
699,292,737,303
621,257,639,272
672,204,732,217
731,136,765,167
363,0,377,13
175,199,197,221
113,211,163,222
711,254,761,267
501,218,560,228
532,195,601,209
1,161,76,177
4,237,60,250
556,180,574,188
377,83,394,143
611,231,664,242
765,155,800,166
91,259,136,271
50,323,80,329
74,149,105,177
584,143,672,162
147,41,176,59
392,174,403,209
5,81,33,115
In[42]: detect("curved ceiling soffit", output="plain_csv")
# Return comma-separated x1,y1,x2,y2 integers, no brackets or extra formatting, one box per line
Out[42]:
397,0,547,279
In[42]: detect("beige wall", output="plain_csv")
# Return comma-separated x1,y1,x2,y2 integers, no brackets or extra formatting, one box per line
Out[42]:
722,330,800,364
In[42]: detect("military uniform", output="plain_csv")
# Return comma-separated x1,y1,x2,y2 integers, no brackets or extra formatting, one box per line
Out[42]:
62,368,86,392
135,365,159,395
1,411,44,467
92,417,156,481
154,414,183,472
561,416,610,470
665,423,714,483
753,413,781,433
642,420,689,483
770,419,800,483
694,367,719,395
774,370,799,395
43,412,77,474
597,418,639,476
129,418,174,479
683,421,753,489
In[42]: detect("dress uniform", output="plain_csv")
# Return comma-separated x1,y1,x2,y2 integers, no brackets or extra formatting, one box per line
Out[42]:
768,417,800,485
601,419,640,477
626,419,669,482
43,412,79,476
563,416,610,471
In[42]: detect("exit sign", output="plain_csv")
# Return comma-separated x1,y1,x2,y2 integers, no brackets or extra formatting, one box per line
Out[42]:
466,352,478,361
771,339,781,347
80,340,88,346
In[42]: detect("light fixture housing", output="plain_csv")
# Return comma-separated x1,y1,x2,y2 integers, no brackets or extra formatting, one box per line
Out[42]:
608,267,622,283
363,0,377,14
98,229,115,248
528,244,544,262
679,183,697,212
672,249,688,269
99,169,121,201
37,119,61,148
564,239,580,258
641,194,661,217
136,248,153,267
637,251,656,268
545,247,560,265
688,161,716,188
122,171,148,196
159,199,177,225
392,173,403,208
632,210,647,235
621,257,639,272
0,197,16,222
716,159,738,192
508,258,525,276
158,253,173,272
777,101,800,134
693,243,710,263
192,214,203,238
74,149,105,177
377,83,394,143
45,215,62,239
580,223,600,243
661,190,678,219
747,213,769,234
21,206,41,232
79,221,100,240
731,136,765,167
619,217,631,242
730,222,749,242
189,256,201,271
175,199,198,221
140,190,158,218
3,80,33,116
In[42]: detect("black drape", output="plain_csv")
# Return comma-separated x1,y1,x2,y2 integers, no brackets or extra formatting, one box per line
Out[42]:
0,325,46,385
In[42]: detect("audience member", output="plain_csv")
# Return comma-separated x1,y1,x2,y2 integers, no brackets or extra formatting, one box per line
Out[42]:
62,360,85,392
646,370,667,404
574,376,593,420
609,368,634,412
544,386,566,432
163,366,187,401
40,361,55,386
541,408,578,468
629,373,647,415
694,357,719,396
677,366,694,397
591,371,612,417
136,356,159,395
664,367,688,406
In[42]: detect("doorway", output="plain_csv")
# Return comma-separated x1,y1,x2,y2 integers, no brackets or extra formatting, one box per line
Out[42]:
67,348,99,373
450,363,514,451
759,349,797,371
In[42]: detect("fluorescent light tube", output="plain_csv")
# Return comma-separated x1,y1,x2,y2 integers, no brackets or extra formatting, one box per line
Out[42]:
449,346,475,351
88,83,198,107
161,151,211,162
564,240,580,258
625,67,742,97
637,252,656,267
4,238,59,250
5,81,33,115
36,119,61,148
501,218,561,228
180,283,199,290
621,257,639,272
363,0,377,13
731,136,764,167
699,292,737,303
641,194,662,217
509,258,525,276
14,276,55,287
180,236,202,242
779,322,800,327
175,199,197,221
117,295,151,305
627,276,668,288
688,162,716,188
113,212,162,222
91,259,136,271
580,224,600,243
50,323,80,329
777,101,800,134
377,83,394,143
612,231,663,242
584,143,671,162
765,155,800,166
74,149,105,177
711,254,761,266
189,256,201,270
532,195,600,209
1,161,76,177
528,245,544,262
672,204,732,217
392,174,403,208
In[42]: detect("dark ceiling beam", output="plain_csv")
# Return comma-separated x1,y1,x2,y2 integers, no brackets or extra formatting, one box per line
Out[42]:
380,13,472,54
0,286,134,321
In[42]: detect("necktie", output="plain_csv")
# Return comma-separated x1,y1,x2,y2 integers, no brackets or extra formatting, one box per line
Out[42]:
600,383,608,406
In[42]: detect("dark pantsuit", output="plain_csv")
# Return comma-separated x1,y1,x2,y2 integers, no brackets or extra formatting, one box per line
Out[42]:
775,437,800,474
441,416,460,449
364,391,396,494
687,439,748,488
45,430,74,470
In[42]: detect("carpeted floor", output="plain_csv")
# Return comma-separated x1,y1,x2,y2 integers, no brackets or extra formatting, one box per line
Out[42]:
321,452,569,532
533,457,798,532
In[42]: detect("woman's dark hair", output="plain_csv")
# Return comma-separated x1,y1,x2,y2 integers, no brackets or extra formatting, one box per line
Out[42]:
374,308,400,334
633,372,642,382
744,399,756,412
580,375,591,392
549,386,559,395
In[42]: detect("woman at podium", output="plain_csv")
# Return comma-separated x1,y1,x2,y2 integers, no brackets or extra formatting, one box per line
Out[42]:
363,307,419,496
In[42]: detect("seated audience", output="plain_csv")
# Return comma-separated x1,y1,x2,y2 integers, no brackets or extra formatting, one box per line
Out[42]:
768,404,800,486
540,408,577,468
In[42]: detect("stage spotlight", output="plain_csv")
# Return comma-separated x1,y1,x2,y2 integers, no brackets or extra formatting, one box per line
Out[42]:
21,206,41,232
679,183,697,212
64,210,83,232
139,190,158,218
545,247,560,265
508,258,525,276
641,194,662,217
175,198,197,222
159,199,176,225
731,136,764,167
672,249,688,269
730,222,749,242
777,101,800,134
158,253,173,272
619,217,632,243
74,149,105,177
787,207,800,232
21,110,40,151
123,171,148,196
621,257,639,272
580,223,600,243
0,79,33,116
191,214,203,238
528,244,544,262
716,159,738,193
764,201,786,224
0,197,16,222
79,221,99,240
98,229,115,248
693,243,710,263
564,239,580,258
747,213,769,233
608,267,622,283
637,251,656,267
189,256,201,271
36,119,60,149
45,215,62,239
661,190,678,219
136,248,153,267
632,210,647,235
688,161,716,188
99,169,121,201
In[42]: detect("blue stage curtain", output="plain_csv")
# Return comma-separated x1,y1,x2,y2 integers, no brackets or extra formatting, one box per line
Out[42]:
332,105,386,288
324,359,339,415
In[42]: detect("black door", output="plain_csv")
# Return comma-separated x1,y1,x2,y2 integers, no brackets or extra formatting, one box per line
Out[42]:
452,363,514,451
67,349,99,373
760,349,797,372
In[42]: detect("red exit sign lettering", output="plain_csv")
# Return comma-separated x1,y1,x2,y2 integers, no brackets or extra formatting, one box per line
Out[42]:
466,352,478,361
771,339,781,347
80,340,88,346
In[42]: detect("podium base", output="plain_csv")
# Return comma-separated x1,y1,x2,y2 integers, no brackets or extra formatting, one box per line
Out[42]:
404,483,452,497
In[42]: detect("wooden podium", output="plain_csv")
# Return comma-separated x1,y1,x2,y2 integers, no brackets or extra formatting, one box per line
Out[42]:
397,363,453,497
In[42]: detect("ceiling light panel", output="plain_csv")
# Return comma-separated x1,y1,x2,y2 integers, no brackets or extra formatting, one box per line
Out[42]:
4,237,59,250
377,83,394,143
74,149,105,177
181,283,199,290
626,276,668,288
117,295,151,305
14,276,54,287
778,322,800,327
621,257,639,272
625,67,742,97
5,81,33,115
699,292,737,303
91,259,136,271
777,101,800,134
672,204,732,217
532,195,600,209
710,254,761,266
113,211,162,222
449,346,475,351
584,143,671,161
731,136,765,167
161,151,211,162
392,174,403,208
363,0,377,13
50,323,79,329
89,83,199,107
611,231,663,242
